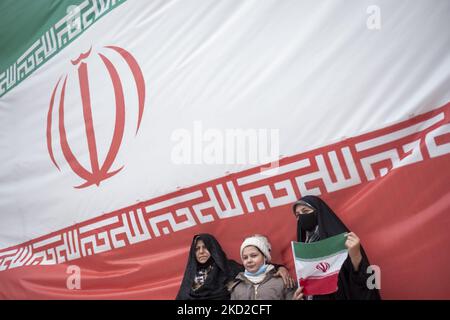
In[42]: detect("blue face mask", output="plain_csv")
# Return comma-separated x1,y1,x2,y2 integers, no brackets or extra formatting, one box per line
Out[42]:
245,263,268,277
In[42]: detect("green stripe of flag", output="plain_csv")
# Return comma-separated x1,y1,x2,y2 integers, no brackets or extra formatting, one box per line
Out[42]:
0,0,126,97
1,0,84,72
293,232,347,260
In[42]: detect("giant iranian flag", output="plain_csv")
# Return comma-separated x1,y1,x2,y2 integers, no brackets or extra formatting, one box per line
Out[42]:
0,0,449,299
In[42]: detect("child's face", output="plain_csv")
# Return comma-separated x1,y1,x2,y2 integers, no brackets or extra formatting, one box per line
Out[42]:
242,246,265,273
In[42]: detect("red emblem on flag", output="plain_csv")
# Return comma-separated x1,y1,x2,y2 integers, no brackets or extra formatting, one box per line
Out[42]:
315,262,330,273
46,46,145,188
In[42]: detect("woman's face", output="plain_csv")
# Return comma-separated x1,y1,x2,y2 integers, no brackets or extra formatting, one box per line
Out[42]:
241,246,265,273
195,239,211,264
294,204,315,220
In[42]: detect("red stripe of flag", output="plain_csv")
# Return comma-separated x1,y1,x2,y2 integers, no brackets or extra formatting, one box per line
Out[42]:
299,272,340,296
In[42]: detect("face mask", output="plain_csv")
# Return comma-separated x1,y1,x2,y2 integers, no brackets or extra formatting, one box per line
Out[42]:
298,210,318,231
245,263,268,277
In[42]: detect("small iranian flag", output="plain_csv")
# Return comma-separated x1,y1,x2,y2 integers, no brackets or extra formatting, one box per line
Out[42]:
291,233,348,296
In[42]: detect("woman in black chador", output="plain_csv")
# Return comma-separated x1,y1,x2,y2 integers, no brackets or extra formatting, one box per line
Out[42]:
292,195,381,300
176,233,293,300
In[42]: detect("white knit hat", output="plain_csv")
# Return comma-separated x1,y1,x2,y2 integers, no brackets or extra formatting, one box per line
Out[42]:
240,235,272,262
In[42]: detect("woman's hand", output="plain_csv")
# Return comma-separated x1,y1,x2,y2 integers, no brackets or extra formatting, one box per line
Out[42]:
275,266,296,288
293,286,304,300
345,232,362,271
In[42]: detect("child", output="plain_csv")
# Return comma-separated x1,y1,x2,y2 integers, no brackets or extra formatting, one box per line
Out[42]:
230,234,296,300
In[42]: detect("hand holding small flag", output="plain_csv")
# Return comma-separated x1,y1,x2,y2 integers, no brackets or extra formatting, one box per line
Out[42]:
293,286,304,300
344,232,362,271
